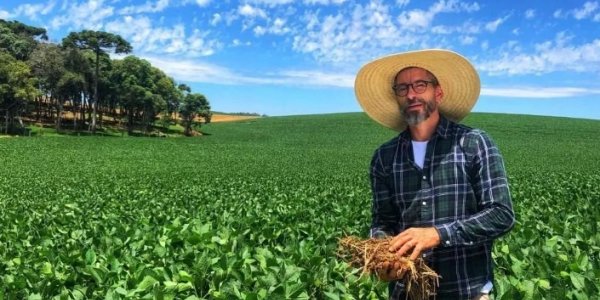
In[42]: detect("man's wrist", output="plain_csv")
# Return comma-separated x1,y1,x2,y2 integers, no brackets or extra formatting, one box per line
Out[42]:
434,224,453,247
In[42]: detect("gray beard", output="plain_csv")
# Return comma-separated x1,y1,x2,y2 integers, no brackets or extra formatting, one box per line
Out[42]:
402,98,437,126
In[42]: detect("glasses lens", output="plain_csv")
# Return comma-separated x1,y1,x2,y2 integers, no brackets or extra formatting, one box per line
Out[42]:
393,81,430,96
394,84,409,96
413,81,428,93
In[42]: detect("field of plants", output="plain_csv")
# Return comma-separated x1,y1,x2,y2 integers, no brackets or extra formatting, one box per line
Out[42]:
1,112,599,299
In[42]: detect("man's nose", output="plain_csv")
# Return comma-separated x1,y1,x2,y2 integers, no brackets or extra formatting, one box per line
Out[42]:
406,84,419,98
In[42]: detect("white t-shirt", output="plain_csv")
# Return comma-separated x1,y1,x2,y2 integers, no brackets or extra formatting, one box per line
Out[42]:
411,140,428,169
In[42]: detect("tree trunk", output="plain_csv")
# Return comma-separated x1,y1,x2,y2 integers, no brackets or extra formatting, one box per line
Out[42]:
90,50,99,133
56,99,63,133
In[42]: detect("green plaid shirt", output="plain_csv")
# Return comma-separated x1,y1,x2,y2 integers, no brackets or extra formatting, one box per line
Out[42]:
369,116,515,300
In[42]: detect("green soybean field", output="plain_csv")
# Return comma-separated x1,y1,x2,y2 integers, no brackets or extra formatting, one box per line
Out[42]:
1,112,599,299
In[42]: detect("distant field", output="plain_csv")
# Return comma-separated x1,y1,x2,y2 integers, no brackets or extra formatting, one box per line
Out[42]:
209,114,260,123
0,112,599,299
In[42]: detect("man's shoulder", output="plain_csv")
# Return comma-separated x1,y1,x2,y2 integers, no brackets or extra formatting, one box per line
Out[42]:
446,120,489,140
374,133,404,153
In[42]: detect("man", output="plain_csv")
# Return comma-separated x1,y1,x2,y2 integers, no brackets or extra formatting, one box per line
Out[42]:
354,49,515,300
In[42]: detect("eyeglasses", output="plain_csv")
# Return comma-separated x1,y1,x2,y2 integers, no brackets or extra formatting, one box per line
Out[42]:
392,80,434,97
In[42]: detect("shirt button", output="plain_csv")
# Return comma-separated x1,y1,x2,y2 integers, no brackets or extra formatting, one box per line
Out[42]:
445,240,451,245
422,201,427,206
422,175,427,180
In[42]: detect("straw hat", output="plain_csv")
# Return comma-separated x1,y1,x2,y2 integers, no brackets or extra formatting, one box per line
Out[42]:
354,49,480,131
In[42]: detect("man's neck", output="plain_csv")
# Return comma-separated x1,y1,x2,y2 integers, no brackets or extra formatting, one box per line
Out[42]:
409,112,440,141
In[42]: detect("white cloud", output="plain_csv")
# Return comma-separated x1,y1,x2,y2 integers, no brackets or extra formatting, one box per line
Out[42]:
277,70,354,87
396,0,410,7
431,20,480,35
397,0,480,31
105,16,220,57
0,10,11,19
525,9,535,19
303,0,348,4
460,35,475,45
573,1,599,20
293,1,414,64
210,13,222,26
238,4,267,19
9,0,56,20
555,2,599,20
482,87,600,98
553,9,563,18
478,37,600,75
485,15,510,32
253,25,266,36
143,56,354,87
119,0,170,14
195,0,211,6
245,0,295,6
50,0,114,30
267,18,291,35
231,39,250,47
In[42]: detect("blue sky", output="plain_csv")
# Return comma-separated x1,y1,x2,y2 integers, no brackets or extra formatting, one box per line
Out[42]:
1,0,600,120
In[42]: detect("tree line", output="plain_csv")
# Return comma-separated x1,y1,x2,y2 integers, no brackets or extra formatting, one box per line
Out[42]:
0,19,211,136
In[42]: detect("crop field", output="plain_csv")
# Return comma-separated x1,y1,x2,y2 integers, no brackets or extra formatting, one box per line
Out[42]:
1,112,599,299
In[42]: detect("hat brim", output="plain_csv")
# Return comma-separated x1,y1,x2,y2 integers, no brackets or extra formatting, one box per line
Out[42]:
354,49,480,131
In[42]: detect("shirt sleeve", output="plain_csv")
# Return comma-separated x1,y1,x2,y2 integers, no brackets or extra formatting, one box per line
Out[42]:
435,130,515,247
369,149,400,239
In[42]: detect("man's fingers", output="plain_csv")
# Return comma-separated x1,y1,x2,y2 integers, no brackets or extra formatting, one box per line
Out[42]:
389,236,411,252
394,239,417,257
409,245,423,261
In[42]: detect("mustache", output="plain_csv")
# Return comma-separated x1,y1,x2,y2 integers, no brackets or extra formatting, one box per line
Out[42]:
401,98,426,112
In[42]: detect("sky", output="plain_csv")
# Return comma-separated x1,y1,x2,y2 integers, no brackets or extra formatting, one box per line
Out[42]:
1,0,600,120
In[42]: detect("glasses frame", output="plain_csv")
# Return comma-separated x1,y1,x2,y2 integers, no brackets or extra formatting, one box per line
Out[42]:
392,80,435,97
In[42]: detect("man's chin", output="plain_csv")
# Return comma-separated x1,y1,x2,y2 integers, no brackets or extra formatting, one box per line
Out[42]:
404,112,429,126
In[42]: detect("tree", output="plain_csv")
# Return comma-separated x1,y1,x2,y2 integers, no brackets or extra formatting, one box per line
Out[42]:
179,93,210,136
27,43,66,124
62,48,92,130
62,30,132,133
56,71,85,132
0,19,47,61
0,52,38,133
111,56,171,134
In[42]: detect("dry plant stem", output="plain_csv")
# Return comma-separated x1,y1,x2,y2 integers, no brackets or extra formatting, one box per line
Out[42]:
337,236,439,300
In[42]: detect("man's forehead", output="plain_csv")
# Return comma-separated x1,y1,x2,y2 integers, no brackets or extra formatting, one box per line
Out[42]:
395,67,432,81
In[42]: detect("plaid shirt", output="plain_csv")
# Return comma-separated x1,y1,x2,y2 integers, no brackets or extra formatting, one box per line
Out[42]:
369,116,515,300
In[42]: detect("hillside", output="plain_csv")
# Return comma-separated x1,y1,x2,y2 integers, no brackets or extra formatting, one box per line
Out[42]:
200,112,600,175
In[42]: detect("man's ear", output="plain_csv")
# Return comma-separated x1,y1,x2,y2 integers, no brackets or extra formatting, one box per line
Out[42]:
435,86,444,104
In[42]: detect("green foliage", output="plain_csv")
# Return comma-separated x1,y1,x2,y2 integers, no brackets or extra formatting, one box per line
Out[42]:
0,112,599,299
0,19,47,60
180,93,210,136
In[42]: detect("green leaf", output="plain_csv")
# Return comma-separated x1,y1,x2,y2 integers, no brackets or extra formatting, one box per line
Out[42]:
85,249,97,265
537,279,551,290
570,272,586,290
323,291,340,300
41,262,53,276
136,276,158,292
178,270,193,282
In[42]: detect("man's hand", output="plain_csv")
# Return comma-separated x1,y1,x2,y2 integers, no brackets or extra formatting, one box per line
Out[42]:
374,261,407,282
388,227,441,261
